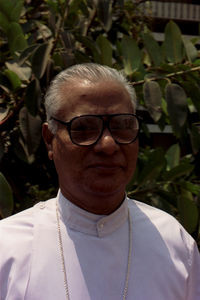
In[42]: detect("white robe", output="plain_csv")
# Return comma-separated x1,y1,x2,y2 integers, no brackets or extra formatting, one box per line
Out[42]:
0,191,200,300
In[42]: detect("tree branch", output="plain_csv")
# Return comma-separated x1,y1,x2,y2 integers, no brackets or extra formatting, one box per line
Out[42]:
131,65,200,86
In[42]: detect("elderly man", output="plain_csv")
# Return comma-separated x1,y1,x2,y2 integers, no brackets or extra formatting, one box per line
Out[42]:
0,63,199,300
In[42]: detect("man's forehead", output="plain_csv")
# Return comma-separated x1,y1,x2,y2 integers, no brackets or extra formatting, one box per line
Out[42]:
59,79,132,104
57,79,134,118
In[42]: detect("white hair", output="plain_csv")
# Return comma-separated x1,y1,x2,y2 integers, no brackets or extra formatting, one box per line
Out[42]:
44,63,136,133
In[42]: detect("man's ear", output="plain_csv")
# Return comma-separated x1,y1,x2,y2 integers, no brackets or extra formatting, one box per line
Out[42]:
42,122,54,160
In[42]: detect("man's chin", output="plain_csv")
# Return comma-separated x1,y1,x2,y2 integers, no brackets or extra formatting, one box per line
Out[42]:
84,182,124,197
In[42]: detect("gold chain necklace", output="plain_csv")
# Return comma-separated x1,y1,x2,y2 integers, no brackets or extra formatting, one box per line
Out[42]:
56,200,132,300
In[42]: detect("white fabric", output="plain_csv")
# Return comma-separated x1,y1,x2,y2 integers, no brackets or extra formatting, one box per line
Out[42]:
0,190,200,300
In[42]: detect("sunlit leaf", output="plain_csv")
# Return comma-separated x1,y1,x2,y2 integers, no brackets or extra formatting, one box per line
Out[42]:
182,36,198,62
143,81,162,122
0,107,10,122
5,62,31,81
142,32,163,66
121,36,142,75
0,172,13,218
4,69,21,90
164,21,184,63
165,144,180,170
163,163,194,181
179,181,200,196
35,21,52,40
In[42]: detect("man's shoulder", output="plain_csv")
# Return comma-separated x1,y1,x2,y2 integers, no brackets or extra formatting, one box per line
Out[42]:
127,198,195,254
0,198,56,232
128,198,180,224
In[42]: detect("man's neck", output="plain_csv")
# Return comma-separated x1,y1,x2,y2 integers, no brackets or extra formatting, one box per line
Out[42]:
60,187,126,215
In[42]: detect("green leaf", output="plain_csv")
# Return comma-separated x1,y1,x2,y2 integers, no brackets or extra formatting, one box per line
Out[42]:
96,0,112,31
143,81,162,122
7,22,27,55
19,107,42,156
179,181,200,196
137,148,165,186
12,130,32,163
165,83,188,137
190,123,200,154
4,69,21,90
0,0,23,22
19,44,40,65
96,35,112,67
0,172,13,218
182,81,200,116
178,189,199,234
10,0,23,22
165,144,180,170
182,36,198,62
142,32,163,66
121,36,142,75
163,163,194,181
32,41,53,79
164,21,184,63
77,36,100,63
0,11,9,32
25,79,41,116
5,62,31,81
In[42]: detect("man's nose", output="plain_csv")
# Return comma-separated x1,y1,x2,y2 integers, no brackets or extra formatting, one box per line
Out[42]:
93,128,120,155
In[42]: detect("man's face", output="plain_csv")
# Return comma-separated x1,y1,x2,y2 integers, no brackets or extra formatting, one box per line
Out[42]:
43,79,138,214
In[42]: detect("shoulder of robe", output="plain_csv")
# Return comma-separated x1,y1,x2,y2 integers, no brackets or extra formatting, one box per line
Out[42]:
127,198,198,267
0,198,56,250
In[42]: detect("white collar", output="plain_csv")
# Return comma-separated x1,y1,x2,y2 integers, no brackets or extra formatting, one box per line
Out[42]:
57,190,128,237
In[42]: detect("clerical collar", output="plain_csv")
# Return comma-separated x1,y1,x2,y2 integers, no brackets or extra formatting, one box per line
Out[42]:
57,190,128,237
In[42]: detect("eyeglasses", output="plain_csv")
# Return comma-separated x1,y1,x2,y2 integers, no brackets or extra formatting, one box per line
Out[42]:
51,113,140,146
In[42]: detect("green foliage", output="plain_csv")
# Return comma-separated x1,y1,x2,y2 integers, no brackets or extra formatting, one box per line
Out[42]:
142,32,163,67
164,20,185,63
120,36,142,75
143,81,162,122
0,0,199,246
0,172,13,218
127,146,199,240
165,83,188,137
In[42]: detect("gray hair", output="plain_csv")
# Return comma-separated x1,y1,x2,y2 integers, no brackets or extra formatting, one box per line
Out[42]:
44,63,136,133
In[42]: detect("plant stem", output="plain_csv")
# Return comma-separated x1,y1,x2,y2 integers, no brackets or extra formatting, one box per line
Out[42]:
131,65,200,86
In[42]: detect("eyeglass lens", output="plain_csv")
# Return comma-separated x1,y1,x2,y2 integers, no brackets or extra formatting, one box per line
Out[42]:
70,115,139,146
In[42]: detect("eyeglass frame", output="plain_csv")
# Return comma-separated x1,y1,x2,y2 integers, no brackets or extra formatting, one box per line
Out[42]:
51,113,141,146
